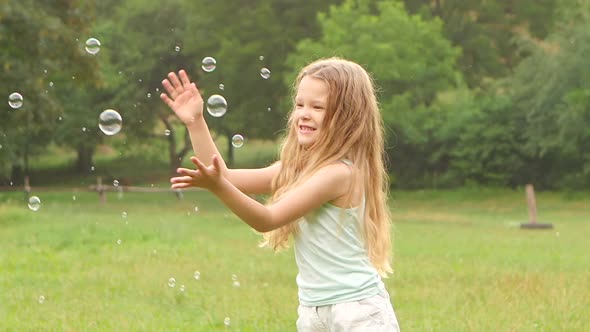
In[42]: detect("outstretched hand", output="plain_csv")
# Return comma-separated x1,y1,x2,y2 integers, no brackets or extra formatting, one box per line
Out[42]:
160,70,203,125
170,155,225,192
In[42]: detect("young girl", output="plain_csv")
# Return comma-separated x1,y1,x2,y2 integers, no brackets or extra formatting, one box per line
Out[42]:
161,57,400,331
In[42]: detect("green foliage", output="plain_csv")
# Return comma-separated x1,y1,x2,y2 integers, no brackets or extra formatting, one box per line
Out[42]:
287,0,463,188
402,0,559,87
0,0,99,181
507,2,590,188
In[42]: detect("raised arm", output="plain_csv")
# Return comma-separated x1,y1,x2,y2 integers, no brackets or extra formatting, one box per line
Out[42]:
161,70,278,194
171,156,351,232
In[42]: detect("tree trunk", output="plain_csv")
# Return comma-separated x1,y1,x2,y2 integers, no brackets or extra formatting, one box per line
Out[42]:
10,164,23,185
75,145,95,172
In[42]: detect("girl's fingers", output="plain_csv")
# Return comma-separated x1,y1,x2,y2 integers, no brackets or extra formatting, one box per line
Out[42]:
162,79,178,99
176,167,198,176
160,93,174,108
179,70,192,88
192,157,207,172
167,72,184,94
190,83,200,96
171,183,191,189
212,154,221,170
170,175,194,183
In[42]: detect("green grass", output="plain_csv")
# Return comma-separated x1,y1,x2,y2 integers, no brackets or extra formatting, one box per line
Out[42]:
1,189,589,331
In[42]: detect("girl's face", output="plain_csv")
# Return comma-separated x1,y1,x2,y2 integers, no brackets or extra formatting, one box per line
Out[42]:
294,76,329,148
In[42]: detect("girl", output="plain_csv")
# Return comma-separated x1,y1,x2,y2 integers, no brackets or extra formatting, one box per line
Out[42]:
161,57,400,332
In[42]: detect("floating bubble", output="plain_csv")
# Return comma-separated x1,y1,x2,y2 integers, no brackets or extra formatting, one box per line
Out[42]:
8,92,23,109
179,285,185,292
122,212,127,218
85,38,101,55
117,239,122,245
231,134,244,148
267,107,271,112
49,82,54,87
232,281,240,288
194,206,199,213
28,196,41,211
219,84,224,90
206,94,227,117
201,57,216,72
38,295,45,304
259,55,264,61
260,67,271,79
98,109,123,136
224,317,231,327
113,180,119,187
164,129,171,136
168,277,176,288
147,93,151,98
82,127,87,132
72,195,76,201
232,274,238,281
90,166,95,172
194,271,201,280
174,46,180,52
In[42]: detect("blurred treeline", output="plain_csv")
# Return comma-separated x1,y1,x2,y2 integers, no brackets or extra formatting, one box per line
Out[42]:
1,0,589,189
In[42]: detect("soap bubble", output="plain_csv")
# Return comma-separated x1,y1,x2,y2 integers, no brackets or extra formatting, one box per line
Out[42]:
231,134,244,148
260,67,271,79
206,95,227,117
8,92,23,109
201,57,216,72
98,109,123,135
28,196,41,211
168,277,176,287
85,38,101,55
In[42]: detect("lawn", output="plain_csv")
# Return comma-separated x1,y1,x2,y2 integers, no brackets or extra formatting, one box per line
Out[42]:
0,188,588,331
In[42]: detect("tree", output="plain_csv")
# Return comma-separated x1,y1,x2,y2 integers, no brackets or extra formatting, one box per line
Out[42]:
508,0,590,188
401,0,558,87
286,0,462,187
0,0,99,183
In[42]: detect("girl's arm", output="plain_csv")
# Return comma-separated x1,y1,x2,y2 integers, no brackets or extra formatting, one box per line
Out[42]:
161,70,278,194
171,155,351,232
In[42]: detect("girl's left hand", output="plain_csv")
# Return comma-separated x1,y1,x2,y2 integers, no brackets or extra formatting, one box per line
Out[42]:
170,154,224,191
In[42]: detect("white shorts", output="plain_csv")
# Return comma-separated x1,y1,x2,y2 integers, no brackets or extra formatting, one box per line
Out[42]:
296,291,400,332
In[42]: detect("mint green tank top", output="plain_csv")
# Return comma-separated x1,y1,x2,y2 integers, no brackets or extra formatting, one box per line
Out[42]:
294,161,385,306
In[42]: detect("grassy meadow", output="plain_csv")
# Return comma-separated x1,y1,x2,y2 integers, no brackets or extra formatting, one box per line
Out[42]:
1,142,589,331
1,188,588,331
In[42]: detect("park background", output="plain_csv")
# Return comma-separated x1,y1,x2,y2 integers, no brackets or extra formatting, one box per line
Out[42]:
1,0,589,331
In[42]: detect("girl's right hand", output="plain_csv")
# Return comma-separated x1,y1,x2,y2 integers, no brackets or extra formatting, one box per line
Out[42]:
160,70,203,125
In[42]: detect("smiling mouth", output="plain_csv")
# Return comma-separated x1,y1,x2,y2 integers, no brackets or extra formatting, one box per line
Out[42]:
299,125,316,132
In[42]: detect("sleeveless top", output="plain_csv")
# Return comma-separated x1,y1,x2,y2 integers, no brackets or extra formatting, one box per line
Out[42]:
294,160,385,306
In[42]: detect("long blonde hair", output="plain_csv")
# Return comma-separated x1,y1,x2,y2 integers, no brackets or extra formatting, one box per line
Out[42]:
261,57,393,277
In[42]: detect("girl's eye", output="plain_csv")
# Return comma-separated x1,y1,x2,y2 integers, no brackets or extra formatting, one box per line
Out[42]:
313,106,323,110
296,104,303,108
